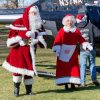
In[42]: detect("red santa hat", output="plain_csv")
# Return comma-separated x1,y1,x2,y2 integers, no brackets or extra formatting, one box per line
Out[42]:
9,5,40,31
76,14,87,23
22,5,40,30
62,14,76,26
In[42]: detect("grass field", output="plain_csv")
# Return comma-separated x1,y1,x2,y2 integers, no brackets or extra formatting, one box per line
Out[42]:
0,47,100,100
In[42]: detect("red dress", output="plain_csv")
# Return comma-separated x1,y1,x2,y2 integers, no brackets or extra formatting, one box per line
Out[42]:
53,27,85,85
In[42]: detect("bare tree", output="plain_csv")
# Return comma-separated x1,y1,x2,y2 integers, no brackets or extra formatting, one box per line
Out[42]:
1,0,18,8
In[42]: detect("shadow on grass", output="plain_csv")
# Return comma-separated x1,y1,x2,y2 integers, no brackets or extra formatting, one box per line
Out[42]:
36,64,56,69
35,85,100,94
16,86,100,97
36,89,75,94
19,93,36,97
36,60,51,63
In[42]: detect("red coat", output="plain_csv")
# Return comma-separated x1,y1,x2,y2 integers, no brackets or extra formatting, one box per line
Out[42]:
53,27,85,85
2,6,46,76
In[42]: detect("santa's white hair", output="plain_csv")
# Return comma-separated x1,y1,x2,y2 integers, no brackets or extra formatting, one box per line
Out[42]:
62,15,76,26
29,6,42,32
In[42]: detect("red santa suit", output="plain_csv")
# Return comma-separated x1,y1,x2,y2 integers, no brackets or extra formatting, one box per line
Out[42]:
2,5,47,84
52,26,86,85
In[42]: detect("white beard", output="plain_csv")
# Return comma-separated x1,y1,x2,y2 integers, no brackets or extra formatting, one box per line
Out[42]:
29,14,42,32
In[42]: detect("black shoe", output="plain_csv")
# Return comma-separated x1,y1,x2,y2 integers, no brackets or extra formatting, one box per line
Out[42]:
25,85,32,95
65,84,69,90
14,82,20,97
71,83,75,89
93,80,100,86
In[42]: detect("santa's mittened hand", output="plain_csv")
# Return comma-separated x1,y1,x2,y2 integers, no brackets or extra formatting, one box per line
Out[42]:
82,42,88,50
82,42,93,51
87,43,93,51
19,40,26,46
26,31,35,37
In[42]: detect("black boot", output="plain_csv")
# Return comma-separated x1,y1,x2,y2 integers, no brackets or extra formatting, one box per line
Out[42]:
14,82,20,97
65,84,69,90
25,85,32,95
71,83,76,89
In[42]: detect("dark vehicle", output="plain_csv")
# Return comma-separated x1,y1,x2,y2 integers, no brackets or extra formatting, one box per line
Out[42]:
0,0,99,55
0,0,84,36
86,5,100,55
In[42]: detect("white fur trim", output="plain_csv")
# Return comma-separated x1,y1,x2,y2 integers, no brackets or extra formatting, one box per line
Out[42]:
76,15,87,23
13,76,22,83
63,26,76,33
24,78,33,85
56,77,80,85
26,31,35,37
7,36,22,47
29,44,37,75
37,36,47,48
9,24,27,30
2,60,35,76
76,19,82,23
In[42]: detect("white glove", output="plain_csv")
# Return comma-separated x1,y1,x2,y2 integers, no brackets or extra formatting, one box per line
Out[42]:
7,36,22,47
37,36,47,48
19,40,26,46
87,43,93,51
82,42,93,51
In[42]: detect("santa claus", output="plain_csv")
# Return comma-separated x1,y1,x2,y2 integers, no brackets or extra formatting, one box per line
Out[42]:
52,14,93,90
2,3,47,96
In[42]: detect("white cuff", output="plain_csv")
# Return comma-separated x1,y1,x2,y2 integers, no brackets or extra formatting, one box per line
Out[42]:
26,31,34,37
7,36,22,47
15,36,22,41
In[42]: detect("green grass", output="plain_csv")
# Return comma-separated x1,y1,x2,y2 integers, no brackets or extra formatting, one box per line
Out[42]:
0,48,100,100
